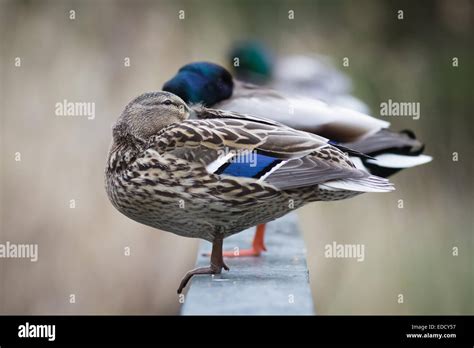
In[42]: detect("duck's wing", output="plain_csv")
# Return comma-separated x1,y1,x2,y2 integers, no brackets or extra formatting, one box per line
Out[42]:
216,81,389,143
193,103,291,128
195,106,376,160
150,111,394,193
152,114,328,159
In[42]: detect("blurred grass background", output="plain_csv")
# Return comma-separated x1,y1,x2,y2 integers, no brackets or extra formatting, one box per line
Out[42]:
0,0,472,314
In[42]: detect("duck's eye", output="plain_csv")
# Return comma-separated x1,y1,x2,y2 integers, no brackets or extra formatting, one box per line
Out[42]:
162,100,172,106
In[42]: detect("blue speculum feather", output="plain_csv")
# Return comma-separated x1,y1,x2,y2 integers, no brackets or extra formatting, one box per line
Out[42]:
216,153,282,179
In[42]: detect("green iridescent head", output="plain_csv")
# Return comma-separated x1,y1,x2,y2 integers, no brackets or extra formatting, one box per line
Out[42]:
163,62,234,107
228,41,274,85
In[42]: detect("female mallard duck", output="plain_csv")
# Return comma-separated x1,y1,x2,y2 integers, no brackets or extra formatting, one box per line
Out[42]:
105,91,394,293
163,62,431,257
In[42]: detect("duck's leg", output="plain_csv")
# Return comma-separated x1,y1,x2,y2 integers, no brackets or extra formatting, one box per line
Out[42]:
177,234,229,294
203,224,267,258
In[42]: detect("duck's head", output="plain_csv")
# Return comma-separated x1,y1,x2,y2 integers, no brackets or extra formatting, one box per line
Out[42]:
228,41,273,84
162,62,234,107
114,91,191,142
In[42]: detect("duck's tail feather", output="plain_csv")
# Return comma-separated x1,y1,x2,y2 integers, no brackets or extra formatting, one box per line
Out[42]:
343,129,432,178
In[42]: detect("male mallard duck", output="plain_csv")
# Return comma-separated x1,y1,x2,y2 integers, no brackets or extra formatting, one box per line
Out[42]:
162,62,431,257
105,91,394,293
163,62,432,177
228,41,369,113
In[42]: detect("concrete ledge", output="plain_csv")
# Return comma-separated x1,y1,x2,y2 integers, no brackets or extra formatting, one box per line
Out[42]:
181,212,315,315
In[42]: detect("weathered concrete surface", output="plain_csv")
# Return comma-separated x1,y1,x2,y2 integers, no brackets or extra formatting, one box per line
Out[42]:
181,212,315,315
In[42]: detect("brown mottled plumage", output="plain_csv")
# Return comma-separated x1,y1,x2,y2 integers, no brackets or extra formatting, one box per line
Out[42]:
105,91,393,293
